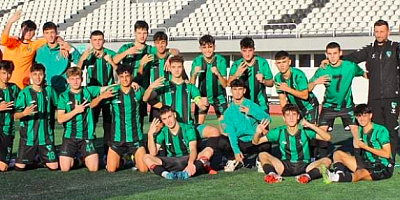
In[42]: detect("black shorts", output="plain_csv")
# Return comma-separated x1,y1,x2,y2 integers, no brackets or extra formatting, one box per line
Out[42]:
302,106,319,124
59,138,97,158
318,107,357,127
0,134,14,164
195,100,228,118
281,160,309,176
16,141,57,164
159,155,189,172
108,141,144,157
356,157,394,181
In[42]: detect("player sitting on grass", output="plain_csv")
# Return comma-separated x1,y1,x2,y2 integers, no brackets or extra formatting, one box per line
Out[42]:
321,104,393,183
253,104,332,184
144,106,214,180
14,63,58,171
0,61,20,172
57,67,114,172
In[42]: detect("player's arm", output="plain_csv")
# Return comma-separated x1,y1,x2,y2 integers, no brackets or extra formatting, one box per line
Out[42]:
143,77,164,102
308,70,329,91
278,94,288,108
2,10,21,46
277,82,309,100
148,119,162,156
211,66,228,88
91,89,115,108
104,54,118,70
113,46,139,64
303,120,331,141
359,142,391,159
14,105,36,119
185,140,198,176
342,46,369,64
227,62,247,85
138,54,153,75
57,101,88,124
77,48,92,69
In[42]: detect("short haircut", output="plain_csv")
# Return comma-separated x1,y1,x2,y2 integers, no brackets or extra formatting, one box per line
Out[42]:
282,103,300,115
326,42,341,51
159,105,174,116
0,60,15,73
116,64,133,75
275,51,290,60
374,20,389,29
153,31,168,42
169,55,184,65
30,63,45,73
90,30,104,38
135,20,149,31
42,22,57,32
230,79,246,88
240,37,255,49
354,104,373,116
199,34,215,46
66,67,82,78
21,20,37,30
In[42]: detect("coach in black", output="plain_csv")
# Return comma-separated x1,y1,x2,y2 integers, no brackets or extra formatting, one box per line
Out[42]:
340,20,400,160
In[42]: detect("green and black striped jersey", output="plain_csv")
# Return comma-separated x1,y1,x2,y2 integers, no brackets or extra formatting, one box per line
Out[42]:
153,81,200,124
359,123,392,166
57,86,101,140
156,122,197,157
15,85,58,146
267,125,316,163
0,83,20,136
106,85,144,144
191,53,227,104
83,48,116,87
150,53,172,83
229,56,273,112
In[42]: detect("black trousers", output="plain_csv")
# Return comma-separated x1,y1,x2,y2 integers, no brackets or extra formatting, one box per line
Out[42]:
369,98,399,161
217,135,271,156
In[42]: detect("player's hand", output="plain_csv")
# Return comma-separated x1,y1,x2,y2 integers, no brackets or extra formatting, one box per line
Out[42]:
184,163,196,176
8,10,22,23
256,119,270,135
58,39,72,52
239,105,249,115
22,104,37,116
275,82,290,92
148,118,161,136
256,72,264,82
130,81,140,91
236,62,248,76
0,101,14,111
81,47,93,61
93,50,104,58
164,57,171,71
301,119,312,128
357,140,368,149
140,54,154,66
126,46,140,55
193,66,203,75
197,97,209,110
73,100,90,114
314,75,330,85
234,153,244,164
100,89,115,99
149,77,165,89
320,59,329,69
211,66,220,76
104,54,113,63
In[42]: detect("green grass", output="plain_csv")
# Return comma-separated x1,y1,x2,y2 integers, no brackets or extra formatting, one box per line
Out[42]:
1,115,399,200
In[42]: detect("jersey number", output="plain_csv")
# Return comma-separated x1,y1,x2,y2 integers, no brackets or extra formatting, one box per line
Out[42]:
332,75,342,92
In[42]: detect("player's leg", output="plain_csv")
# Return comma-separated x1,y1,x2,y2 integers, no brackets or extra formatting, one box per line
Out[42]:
81,140,98,172
15,141,36,170
84,154,99,172
106,144,122,173
59,156,74,172
382,99,399,160
332,150,357,172
134,146,148,173
0,134,13,172
296,157,332,183
40,144,58,170
102,104,112,156
340,107,359,148
317,108,335,158
59,138,79,172
194,104,209,124
258,152,285,175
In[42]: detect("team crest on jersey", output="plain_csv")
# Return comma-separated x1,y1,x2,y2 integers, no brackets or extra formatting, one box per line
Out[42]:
391,102,398,114
386,51,392,58
371,54,376,59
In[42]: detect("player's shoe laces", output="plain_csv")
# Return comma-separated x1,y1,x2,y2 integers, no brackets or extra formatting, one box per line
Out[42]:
224,160,239,172
264,172,283,184
295,174,310,184
165,171,190,180
320,165,333,184
256,159,264,173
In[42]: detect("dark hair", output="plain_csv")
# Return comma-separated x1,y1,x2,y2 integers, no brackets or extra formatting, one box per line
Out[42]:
240,37,255,49
135,20,149,31
116,64,133,75
354,104,372,116
0,60,14,73
21,20,37,30
374,20,389,28
282,103,300,115
90,30,104,38
169,55,184,65
199,34,215,46
326,42,341,51
275,51,290,60
159,105,174,116
42,22,57,32
30,63,45,73
230,79,246,88
153,31,168,42
66,67,82,78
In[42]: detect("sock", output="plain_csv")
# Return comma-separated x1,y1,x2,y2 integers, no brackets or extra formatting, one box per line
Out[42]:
151,165,167,177
333,162,347,173
307,168,321,180
206,137,219,150
262,164,276,175
194,160,204,171
337,171,353,182
198,156,209,165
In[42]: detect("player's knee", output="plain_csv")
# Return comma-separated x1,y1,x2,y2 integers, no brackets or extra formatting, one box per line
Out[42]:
321,157,332,166
87,164,98,172
258,152,270,161
46,163,59,171
60,165,71,172
0,163,8,172
107,166,117,173
333,150,344,162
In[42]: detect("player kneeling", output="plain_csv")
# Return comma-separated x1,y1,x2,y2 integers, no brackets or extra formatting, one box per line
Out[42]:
253,104,332,184
321,104,393,183
144,106,213,180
